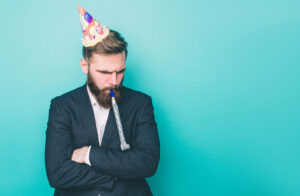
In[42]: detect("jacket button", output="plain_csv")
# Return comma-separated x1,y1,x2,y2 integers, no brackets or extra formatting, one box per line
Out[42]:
108,176,118,180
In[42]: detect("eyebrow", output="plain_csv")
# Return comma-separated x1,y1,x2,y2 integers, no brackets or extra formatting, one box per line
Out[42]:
96,68,126,74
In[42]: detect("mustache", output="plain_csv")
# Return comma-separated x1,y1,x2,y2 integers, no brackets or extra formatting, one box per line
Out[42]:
101,85,122,92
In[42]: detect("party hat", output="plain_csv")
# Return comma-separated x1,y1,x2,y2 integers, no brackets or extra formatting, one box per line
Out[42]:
77,5,110,47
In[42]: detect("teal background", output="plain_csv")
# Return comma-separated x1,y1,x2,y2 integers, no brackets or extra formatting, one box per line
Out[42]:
0,0,299,195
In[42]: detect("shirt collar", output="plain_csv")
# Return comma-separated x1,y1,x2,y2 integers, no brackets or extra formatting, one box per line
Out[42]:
86,85,98,107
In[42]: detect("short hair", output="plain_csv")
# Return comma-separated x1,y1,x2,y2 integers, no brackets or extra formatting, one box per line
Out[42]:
82,29,128,61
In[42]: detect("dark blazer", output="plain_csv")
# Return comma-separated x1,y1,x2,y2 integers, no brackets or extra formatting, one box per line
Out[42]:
45,84,160,196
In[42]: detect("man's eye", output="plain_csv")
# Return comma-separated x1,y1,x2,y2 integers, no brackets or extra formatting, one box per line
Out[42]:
100,72,110,74
117,70,125,74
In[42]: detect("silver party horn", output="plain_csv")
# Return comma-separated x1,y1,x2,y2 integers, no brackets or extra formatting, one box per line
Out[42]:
110,90,130,151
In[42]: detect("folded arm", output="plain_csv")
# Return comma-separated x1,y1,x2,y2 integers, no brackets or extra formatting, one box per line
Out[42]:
45,99,115,190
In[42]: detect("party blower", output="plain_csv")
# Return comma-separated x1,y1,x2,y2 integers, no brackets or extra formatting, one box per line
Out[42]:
110,89,130,151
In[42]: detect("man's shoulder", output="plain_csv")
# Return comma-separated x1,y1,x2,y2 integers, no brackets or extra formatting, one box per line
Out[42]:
50,84,85,106
122,86,152,104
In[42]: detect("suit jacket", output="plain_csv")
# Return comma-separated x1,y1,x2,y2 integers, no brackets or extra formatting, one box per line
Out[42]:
45,84,160,196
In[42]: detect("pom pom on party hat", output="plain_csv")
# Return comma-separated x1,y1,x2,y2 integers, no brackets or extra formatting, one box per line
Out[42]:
77,4,110,47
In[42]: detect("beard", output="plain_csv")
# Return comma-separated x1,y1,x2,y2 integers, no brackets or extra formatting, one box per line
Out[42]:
87,72,123,109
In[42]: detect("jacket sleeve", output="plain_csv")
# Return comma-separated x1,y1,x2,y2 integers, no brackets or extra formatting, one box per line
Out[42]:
89,96,160,180
45,98,115,190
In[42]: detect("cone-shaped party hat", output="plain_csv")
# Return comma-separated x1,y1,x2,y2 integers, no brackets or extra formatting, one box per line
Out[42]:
77,5,110,47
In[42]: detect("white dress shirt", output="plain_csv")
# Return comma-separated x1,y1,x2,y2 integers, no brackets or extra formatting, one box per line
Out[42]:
84,85,110,166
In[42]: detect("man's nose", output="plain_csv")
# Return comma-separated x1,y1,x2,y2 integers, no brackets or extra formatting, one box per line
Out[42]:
110,72,117,85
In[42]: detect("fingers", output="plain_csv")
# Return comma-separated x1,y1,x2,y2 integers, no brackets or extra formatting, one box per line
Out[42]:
71,151,77,162
71,148,85,163
72,149,80,162
71,146,89,163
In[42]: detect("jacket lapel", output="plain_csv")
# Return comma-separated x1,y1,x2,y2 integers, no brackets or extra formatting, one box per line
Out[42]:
80,83,99,146
100,109,115,147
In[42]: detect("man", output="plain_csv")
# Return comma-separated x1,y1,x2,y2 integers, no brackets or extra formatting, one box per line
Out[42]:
45,5,160,196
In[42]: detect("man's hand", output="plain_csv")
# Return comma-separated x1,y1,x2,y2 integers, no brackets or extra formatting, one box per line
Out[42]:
71,146,89,163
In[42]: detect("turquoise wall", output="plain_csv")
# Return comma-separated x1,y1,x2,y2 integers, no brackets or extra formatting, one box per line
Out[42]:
0,0,299,195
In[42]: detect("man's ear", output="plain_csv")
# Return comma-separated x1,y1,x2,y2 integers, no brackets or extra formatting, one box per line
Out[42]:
80,58,88,74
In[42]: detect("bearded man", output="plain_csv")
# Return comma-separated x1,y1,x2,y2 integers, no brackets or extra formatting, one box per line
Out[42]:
45,5,160,196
